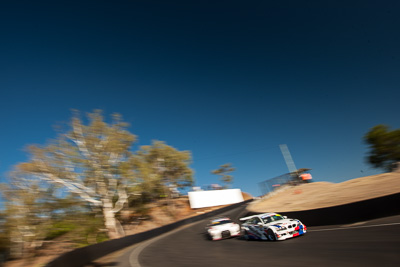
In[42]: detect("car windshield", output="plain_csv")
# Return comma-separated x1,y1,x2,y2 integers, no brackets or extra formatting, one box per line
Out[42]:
262,215,284,224
210,219,232,225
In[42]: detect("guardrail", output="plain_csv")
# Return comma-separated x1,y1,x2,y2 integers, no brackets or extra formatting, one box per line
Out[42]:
45,199,253,267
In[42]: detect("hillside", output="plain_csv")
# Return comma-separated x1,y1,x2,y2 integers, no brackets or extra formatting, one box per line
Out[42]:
7,173,399,267
4,192,253,267
247,172,400,212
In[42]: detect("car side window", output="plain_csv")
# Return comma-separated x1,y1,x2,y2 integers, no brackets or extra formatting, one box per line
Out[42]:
248,218,256,224
254,217,262,224
263,217,272,223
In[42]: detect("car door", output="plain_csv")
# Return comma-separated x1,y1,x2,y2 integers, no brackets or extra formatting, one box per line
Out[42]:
247,217,264,238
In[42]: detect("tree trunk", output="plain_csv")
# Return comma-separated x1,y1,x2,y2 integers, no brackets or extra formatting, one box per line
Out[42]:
102,199,125,239
102,200,120,239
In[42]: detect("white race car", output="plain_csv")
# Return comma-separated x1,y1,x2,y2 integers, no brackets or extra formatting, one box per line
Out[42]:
240,212,306,241
205,217,241,240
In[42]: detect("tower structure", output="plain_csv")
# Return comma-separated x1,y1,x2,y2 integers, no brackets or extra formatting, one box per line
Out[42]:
279,144,297,174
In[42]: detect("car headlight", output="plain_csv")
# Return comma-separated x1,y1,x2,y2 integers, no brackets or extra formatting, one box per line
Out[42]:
278,227,287,231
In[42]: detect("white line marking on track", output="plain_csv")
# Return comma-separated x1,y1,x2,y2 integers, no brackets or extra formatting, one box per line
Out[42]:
309,222,400,232
344,221,366,227
128,239,153,267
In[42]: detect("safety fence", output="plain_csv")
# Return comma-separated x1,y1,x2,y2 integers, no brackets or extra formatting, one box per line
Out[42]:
258,170,312,196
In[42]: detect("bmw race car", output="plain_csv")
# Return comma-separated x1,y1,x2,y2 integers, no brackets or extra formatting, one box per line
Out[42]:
240,212,306,241
205,217,241,241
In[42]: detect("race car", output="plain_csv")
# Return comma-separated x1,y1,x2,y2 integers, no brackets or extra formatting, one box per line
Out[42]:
205,216,241,241
240,212,306,241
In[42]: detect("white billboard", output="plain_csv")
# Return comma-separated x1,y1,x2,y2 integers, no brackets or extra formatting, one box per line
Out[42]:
188,189,244,209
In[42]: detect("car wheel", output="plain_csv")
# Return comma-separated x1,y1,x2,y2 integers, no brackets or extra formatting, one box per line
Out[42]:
267,229,276,241
221,230,231,239
243,230,249,240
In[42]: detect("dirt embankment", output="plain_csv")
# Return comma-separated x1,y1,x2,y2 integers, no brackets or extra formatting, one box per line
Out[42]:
247,172,400,213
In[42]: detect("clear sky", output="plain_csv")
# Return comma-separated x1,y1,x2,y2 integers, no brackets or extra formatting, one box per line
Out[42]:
1,0,399,197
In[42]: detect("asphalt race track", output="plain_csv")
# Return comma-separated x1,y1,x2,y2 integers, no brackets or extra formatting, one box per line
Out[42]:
118,204,400,267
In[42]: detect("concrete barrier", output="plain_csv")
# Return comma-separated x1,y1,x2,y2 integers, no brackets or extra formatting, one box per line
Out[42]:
45,199,253,267
188,189,244,208
244,192,400,226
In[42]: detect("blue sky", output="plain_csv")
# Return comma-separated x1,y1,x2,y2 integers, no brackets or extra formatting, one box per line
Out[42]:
1,0,399,197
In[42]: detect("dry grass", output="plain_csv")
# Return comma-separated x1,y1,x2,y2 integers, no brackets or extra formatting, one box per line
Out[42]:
248,172,400,212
